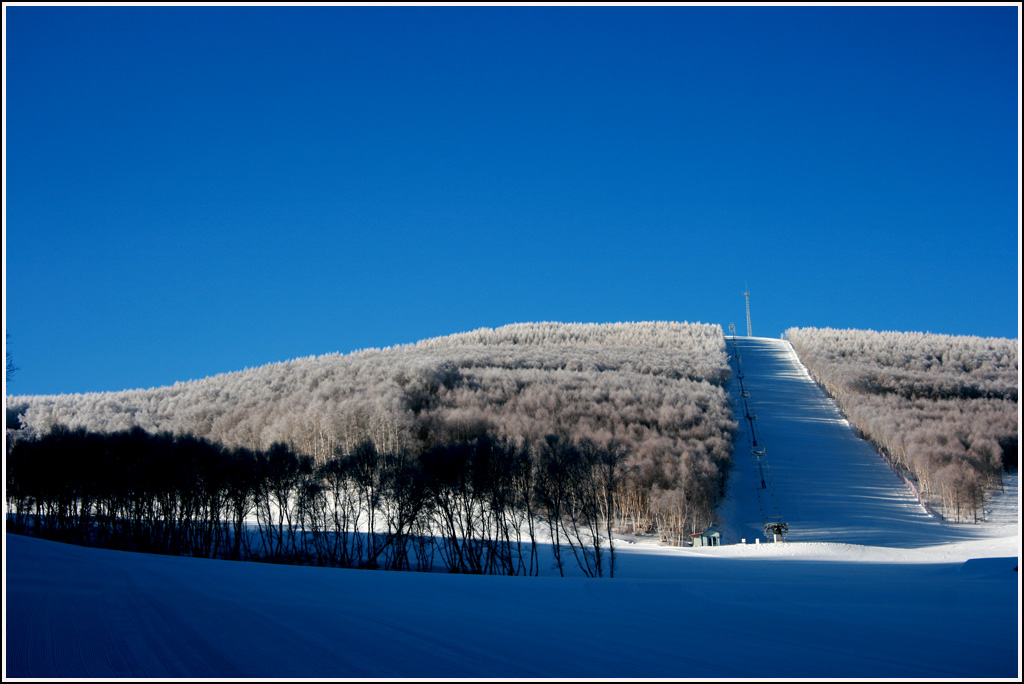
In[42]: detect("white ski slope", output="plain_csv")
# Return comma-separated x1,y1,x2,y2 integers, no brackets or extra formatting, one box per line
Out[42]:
3,336,1020,679
717,336,1017,548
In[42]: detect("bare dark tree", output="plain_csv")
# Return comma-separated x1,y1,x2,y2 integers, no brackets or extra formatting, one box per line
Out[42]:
6,333,18,384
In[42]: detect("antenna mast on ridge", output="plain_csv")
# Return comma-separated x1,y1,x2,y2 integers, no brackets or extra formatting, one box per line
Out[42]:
744,284,752,337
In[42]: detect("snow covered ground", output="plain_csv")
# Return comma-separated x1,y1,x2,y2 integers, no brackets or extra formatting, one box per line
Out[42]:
4,336,1020,679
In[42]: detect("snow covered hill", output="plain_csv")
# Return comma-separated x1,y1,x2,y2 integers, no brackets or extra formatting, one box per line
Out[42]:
4,336,1019,679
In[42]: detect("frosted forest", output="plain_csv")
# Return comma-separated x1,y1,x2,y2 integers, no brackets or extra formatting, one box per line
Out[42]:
784,326,1017,523
6,322,737,574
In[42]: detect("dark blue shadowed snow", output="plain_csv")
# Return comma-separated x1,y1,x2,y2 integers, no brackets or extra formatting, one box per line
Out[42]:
4,533,1018,679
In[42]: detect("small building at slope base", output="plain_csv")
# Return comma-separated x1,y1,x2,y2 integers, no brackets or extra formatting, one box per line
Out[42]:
689,526,722,547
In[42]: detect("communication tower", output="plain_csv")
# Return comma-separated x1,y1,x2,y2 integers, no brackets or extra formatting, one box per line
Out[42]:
744,285,752,337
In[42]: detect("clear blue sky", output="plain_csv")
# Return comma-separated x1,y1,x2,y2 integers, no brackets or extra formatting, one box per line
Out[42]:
4,5,1020,396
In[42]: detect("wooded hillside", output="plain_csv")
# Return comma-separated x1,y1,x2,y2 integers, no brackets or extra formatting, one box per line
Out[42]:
7,322,737,548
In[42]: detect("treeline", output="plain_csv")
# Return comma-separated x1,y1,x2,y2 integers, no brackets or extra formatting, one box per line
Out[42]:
7,425,642,577
7,322,736,543
785,327,1017,522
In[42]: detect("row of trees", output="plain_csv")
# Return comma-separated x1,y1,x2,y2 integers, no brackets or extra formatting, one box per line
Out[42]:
7,425,644,577
785,327,1017,522
8,322,737,542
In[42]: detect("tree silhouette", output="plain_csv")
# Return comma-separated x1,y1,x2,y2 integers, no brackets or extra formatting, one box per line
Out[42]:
6,333,18,383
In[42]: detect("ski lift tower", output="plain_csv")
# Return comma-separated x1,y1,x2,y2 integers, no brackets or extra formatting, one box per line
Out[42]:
765,521,788,543
744,285,753,337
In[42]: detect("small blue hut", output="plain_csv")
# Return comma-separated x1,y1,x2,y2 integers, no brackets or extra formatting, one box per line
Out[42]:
690,526,721,547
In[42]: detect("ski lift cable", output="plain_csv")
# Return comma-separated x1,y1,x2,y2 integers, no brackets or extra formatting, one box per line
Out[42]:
729,335,786,539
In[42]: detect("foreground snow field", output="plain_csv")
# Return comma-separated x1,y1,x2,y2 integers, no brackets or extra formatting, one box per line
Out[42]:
4,531,1019,679
4,337,1020,679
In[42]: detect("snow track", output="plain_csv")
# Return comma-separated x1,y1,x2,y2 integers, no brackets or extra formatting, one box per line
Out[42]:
718,336,1015,548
